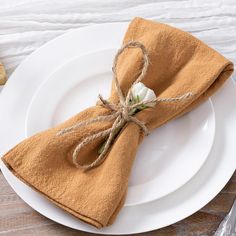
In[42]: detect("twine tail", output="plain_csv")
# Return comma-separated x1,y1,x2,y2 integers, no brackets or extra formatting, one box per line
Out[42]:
72,114,124,171
56,111,119,136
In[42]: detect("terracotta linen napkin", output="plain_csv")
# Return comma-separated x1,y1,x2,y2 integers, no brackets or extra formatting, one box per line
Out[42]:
2,17,233,228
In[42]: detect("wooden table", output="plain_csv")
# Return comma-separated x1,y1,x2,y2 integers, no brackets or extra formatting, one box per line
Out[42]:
0,171,235,236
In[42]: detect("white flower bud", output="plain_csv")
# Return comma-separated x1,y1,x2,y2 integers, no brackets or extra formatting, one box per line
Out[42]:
131,82,156,107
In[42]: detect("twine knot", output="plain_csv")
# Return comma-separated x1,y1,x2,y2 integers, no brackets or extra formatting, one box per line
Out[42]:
57,41,193,171
121,106,131,121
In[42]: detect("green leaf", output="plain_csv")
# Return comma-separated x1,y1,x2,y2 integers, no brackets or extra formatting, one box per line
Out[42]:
136,95,140,103
98,142,106,155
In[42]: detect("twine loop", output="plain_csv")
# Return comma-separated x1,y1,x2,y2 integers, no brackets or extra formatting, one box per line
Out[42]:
57,41,193,171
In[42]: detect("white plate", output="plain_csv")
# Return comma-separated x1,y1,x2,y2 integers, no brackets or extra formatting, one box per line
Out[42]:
0,23,235,234
26,49,215,206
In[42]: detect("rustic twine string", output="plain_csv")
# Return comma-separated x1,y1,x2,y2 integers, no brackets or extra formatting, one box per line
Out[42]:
57,41,193,171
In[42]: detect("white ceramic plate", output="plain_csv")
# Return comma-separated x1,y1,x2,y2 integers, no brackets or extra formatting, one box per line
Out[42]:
25,49,215,206
0,23,235,234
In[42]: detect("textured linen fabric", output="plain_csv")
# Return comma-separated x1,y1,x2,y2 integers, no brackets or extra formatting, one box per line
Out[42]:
1,0,236,78
1,17,234,228
1,0,236,94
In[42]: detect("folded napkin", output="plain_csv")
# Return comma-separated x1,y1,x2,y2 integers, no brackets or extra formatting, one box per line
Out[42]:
2,17,233,228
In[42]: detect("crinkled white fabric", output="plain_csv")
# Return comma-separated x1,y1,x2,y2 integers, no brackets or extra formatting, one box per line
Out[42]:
0,0,235,85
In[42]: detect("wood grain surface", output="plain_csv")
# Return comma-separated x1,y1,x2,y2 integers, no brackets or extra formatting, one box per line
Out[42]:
0,171,235,236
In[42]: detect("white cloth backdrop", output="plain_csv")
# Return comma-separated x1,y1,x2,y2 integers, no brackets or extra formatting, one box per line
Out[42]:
0,0,235,83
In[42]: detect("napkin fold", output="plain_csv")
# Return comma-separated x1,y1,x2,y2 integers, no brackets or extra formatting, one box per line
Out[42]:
2,17,233,228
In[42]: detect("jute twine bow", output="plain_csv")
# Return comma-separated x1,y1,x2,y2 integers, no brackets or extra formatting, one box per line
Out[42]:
57,41,193,171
